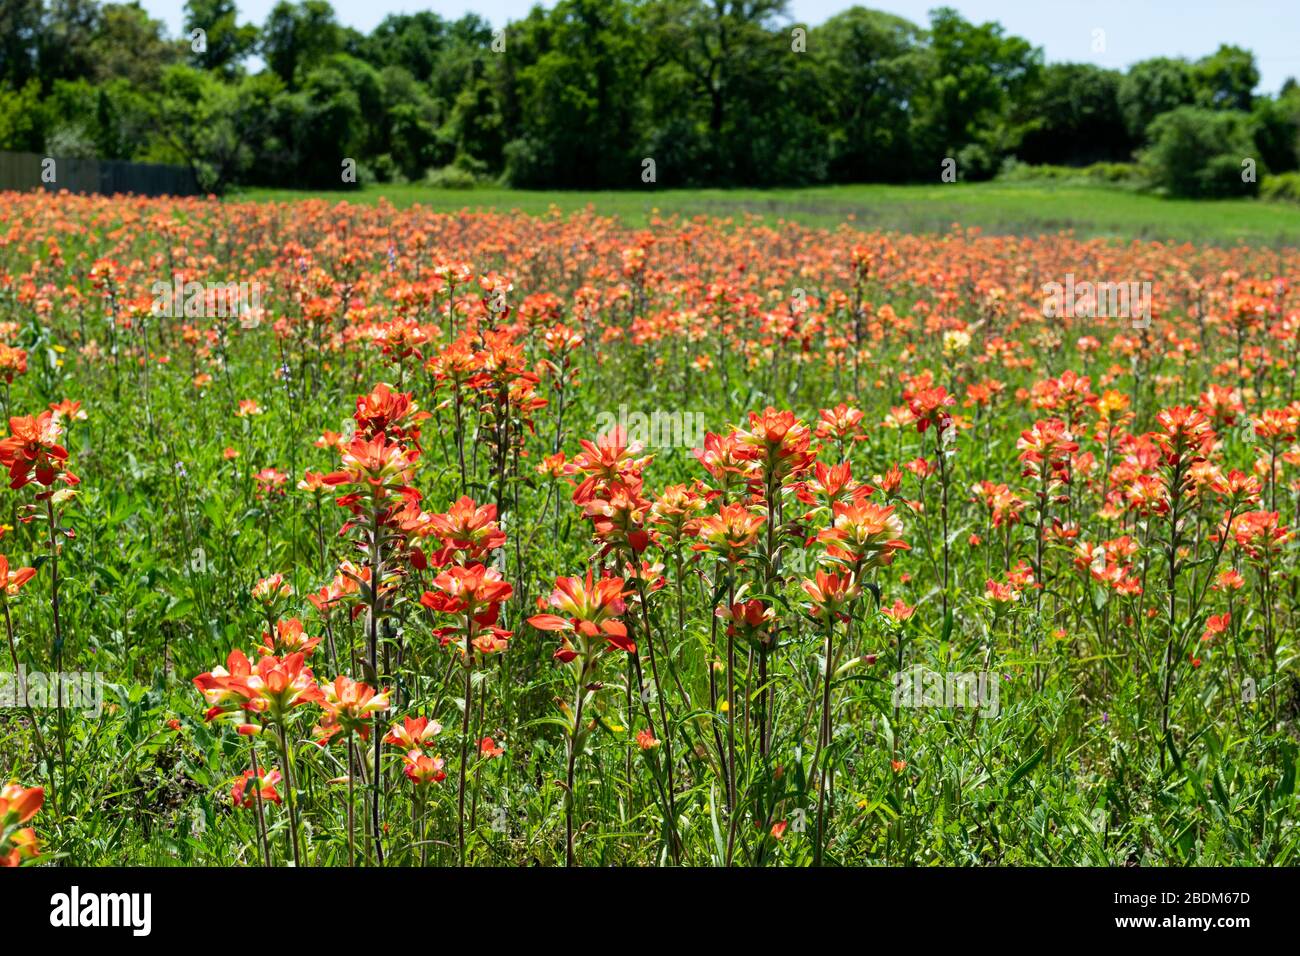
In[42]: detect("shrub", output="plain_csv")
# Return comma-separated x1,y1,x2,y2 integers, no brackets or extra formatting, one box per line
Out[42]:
1139,107,1261,197
997,160,1145,186
424,164,479,190
1261,171,1300,203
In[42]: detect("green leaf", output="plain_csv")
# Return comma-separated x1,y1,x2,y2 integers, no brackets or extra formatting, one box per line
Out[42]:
709,785,725,865
1006,745,1045,792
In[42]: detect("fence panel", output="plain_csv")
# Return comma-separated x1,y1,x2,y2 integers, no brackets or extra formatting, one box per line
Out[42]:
0,151,199,197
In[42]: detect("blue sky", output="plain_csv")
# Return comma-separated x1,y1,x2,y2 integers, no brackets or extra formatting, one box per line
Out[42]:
139,0,1300,94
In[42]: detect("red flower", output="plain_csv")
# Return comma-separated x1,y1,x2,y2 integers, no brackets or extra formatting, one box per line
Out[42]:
353,383,426,443
258,617,321,658
1151,406,1216,468
906,386,956,434
385,715,442,750
529,571,634,660
421,563,513,626
318,676,390,741
253,467,289,496
236,652,326,717
427,496,506,563
0,555,36,598
0,411,78,490
231,769,282,807
716,598,775,650
1017,418,1078,474
817,500,909,569
801,569,862,620
693,503,765,561
0,782,43,866
401,750,447,785
880,599,915,622
734,407,815,483
582,478,652,555
568,428,650,505
1201,613,1231,643
0,782,43,824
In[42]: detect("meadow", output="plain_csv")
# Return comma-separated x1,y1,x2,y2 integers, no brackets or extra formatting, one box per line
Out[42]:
0,187,1298,867
236,181,1300,246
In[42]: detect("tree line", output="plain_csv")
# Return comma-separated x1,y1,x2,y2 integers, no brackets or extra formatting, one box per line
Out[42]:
1,0,1297,195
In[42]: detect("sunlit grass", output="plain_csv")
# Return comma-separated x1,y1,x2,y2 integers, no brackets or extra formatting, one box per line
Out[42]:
233,180,1300,246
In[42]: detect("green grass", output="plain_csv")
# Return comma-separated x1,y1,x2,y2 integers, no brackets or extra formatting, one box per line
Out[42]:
232,180,1300,246
6,190,1300,867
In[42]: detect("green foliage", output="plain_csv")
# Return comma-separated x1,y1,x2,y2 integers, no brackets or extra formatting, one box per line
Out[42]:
423,163,479,189
997,160,1145,187
0,79,44,152
1017,63,1134,167
1252,88,1300,175
88,1,180,89
1193,44,1259,112
501,0,647,188
1118,57,1197,142
0,0,1297,193
155,65,280,192
262,0,342,88
184,0,259,77
918,6,1042,176
1141,107,1261,198
812,8,927,182
1261,171,1300,203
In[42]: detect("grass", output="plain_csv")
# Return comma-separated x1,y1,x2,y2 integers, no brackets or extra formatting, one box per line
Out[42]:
3,190,1299,869
232,180,1300,246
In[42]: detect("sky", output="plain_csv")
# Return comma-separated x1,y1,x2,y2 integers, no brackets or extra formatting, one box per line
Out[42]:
138,0,1300,94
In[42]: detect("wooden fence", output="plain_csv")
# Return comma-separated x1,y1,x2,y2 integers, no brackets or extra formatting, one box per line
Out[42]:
0,151,199,197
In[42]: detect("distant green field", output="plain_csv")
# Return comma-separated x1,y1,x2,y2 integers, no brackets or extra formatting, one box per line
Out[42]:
232,181,1300,246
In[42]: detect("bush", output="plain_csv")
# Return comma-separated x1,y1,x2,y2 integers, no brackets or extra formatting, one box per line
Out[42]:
500,137,549,188
996,160,1146,186
1139,106,1261,197
366,153,404,184
423,164,479,189
1261,171,1300,203
955,142,1000,181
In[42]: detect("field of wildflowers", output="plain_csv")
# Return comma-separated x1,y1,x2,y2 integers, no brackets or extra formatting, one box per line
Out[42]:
1,191,1298,867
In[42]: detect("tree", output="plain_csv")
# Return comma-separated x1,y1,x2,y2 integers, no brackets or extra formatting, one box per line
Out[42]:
1251,85,1300,174
502,0,650,188
38,0,102,86
373,66,445,179
184,0,258,77
1193,44,1258,112
1016,63,1134,166
0,0,43,89
156,65,262,190
914,7,1042,179
1141,106,1260,197
641,0,795,185
0,79,44,151
261,0,342,88
363,12,448,83
813,7,928,182
89,2,181,89
1117,57,1196,141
